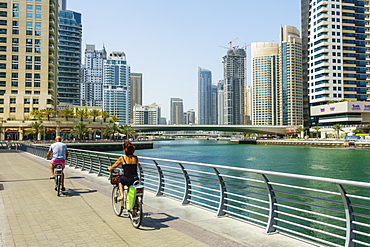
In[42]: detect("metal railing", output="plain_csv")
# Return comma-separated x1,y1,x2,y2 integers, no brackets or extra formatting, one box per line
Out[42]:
20,144,370,247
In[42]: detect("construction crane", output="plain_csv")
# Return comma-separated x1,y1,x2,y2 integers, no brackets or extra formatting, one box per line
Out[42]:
228,38,238,49
219,38,239,50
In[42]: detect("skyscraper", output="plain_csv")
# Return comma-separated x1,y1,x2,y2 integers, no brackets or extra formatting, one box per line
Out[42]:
81,44,107,106
302,0,368,126
223,48,246,125
103,52,130,125
251,42,279,125
217,80,225,125
58,2,82,106
0,0,58,120
279,25,303,126
170,98,183,125
198,67,212,125
130,72,142,124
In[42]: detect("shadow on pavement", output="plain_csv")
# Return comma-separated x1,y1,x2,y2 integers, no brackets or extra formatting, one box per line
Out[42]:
138,212,179,231
63,188,98,197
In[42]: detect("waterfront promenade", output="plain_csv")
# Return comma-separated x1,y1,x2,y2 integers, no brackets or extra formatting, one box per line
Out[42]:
0,150,319,247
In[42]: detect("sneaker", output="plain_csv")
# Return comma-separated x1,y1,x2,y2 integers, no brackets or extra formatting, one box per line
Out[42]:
61,187,66,191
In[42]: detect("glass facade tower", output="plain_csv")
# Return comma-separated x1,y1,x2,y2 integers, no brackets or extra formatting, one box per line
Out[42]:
58,4,82,105
103,52,130,125
198,67,212,125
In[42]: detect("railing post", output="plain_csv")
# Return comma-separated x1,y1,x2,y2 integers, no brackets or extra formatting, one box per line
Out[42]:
179,163,191,205
153,160,164,196
97,155,103,176
261,174,278,234
213,168,227,217
88,153,93,173
336,184,356,247
81,152,86,171
138,163,144,184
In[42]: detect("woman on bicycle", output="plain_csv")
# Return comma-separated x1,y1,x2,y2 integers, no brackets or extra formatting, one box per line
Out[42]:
108,141,138,200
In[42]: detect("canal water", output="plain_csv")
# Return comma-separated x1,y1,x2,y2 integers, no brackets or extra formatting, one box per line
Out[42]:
113,139,370,245
130,139,370,183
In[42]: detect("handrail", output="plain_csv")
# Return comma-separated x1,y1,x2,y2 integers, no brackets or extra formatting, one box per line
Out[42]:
19,144,370,247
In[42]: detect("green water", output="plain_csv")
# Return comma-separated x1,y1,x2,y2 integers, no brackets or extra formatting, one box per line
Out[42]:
128,139,370,183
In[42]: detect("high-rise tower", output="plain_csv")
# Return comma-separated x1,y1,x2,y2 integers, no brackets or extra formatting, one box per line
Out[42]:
170,98,183,125
58,1,82,106
222,48,246,125
279,25,303,126
198,67,212,125
129,72,142,124
103,51,130,125
251,42,279,125
0,0,59,120
302,0,367,126
81,44,107,106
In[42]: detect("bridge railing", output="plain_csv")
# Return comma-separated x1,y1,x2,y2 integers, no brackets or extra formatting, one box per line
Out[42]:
21,144,370,247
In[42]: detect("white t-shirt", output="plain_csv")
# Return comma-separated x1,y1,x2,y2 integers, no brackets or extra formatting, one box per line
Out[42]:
49,142,67,160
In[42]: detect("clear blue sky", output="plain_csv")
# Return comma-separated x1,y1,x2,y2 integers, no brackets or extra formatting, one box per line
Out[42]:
67,0,301,119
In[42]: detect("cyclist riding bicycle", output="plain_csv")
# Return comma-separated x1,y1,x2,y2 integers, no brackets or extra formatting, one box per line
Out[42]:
108,141,138,201
47,136,68,191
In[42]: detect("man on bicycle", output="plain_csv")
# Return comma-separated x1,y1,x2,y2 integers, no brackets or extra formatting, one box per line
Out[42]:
47,136,68,191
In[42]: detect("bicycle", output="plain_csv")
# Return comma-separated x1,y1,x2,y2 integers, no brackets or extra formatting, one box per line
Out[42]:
53,164,63,196
109,169,144,228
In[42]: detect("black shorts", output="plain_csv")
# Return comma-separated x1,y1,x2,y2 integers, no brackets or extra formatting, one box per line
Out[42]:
119,175,138,187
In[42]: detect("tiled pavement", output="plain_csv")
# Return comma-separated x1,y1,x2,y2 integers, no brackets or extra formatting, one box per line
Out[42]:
0,150,319,247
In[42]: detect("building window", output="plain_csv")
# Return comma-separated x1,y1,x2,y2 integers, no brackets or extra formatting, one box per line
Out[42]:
10,107,16,113
24,98,30,104
35,5,41,19
33,98,39,104
34,91,40,95
11,90,18,94
0,108,3,113
0,99,3,104
0,81,4,87
13,4,19,18
0,63,5,69
26,22,33,35
35,22,41,36
25,90,32,94
10,98,16,104
0,20,6,26
26,5,33,18
12,20,19,34
24,107,30,113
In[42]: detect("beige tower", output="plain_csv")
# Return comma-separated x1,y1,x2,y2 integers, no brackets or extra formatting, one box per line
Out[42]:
129,73,142,124
279,25,303,126
251,42,279,125
0,0,58,120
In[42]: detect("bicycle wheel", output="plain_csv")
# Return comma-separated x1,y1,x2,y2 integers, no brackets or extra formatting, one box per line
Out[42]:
56,175,61,197
129,197,143,228
112,186,123,216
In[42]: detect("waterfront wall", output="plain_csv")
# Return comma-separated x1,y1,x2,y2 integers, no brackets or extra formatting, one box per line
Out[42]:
232,139,370,148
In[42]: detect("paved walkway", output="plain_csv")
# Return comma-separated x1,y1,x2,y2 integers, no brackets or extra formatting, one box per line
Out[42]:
0,150,320,247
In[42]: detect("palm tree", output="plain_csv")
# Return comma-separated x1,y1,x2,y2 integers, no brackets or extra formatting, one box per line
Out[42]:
295,126,305,139
352,128,363,135
25,121,44,140
89,109,101,122
41,108,56,121
0,126,4,141
70,122,88,140
101,111,110,122
59,107,74,121
30,109,43,120
313,126,321,139
110,115,120,123
75,108,87,121
120,125,136,140
332,124,344,139
104,122,121,140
